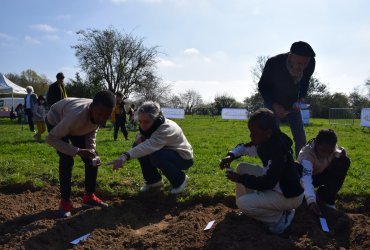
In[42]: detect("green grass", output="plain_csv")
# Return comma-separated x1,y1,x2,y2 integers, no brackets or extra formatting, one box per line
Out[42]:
0,116,369,199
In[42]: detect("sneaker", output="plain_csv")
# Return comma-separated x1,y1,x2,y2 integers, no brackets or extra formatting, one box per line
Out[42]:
269,209,295,235
82,193,109,208
323,202,337,210
170,175,189,194
59,199,73,218
140,180,164,192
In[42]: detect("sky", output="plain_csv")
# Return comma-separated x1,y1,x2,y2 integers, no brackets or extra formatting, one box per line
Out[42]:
1,0,370,102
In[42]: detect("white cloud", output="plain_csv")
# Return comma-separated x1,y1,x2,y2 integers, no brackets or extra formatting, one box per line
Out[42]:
110,0,129,4
31,24,57,33
0,32,15,41
24,35,41,44
184,48,200,56
45,35,60,40
157,57,179,68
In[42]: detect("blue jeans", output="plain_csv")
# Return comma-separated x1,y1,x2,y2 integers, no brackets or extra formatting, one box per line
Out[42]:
265,103,306,158
138,148,193,188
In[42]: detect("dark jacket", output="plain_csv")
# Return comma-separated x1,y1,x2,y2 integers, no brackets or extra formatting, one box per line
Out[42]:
47,82,67,107
23,93,37,110
258,53,315,109
230,132,304,198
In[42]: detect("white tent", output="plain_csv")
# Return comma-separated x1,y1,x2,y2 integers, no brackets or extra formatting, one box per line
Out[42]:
0,73,27,95
0,73,27,111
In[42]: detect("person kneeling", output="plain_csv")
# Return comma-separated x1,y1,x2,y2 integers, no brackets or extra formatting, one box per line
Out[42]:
219,108,304,236
109,101,193,194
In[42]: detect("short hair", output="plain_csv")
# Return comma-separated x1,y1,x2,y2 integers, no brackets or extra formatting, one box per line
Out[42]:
37,95,45,101
315,129,337,146
56,72,64,79
248,108,279,132
116,92,124,97
92,90,116,108
290,41,316,57
137,101,161,119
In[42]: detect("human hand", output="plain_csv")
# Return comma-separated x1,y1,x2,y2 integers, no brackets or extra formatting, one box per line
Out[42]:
219,156,234,169
106,155,128,171
272,103,288,118
226,171,239,182
77,148,96,159
135,135,143,145
309,202,322,216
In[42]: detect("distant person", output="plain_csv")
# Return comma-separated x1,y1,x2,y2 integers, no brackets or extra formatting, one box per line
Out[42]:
47,72,67,107
258,41,316,157
111,92,128,141
108,101,193,194
127,103,137,130
45,90,115,217
15,104,24,124
219,108,304,236
297,129,350,216
24,86,38,132
32,95,48,142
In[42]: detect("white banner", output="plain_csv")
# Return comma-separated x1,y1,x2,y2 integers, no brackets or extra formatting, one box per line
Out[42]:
221,108,248,120
360,108,370,127
301,110,310,125
161,108,185,119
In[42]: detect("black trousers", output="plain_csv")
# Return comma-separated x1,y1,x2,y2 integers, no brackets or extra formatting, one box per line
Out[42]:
46,120,98,200
25,108,34,131
313,156,350,205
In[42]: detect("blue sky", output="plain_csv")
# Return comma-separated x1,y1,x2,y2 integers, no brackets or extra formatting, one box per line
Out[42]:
1,0,369,102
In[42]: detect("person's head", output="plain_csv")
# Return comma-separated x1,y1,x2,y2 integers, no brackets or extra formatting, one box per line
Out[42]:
130,103,136,108
116,92,124,103
56,72,64,84
26,86,34,94
248,108,280,145
288,41,315,75
314,129,337,159
37,95,46,105
137,101,163,132
90,90,116,125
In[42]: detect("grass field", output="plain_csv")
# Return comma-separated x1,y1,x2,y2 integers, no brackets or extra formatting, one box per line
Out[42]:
0,116,369,200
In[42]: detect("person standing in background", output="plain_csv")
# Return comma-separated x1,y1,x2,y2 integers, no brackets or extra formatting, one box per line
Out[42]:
47,72,67,107
258,41,316,157
32,95,48,142
24,86,37,132
111,92,128,141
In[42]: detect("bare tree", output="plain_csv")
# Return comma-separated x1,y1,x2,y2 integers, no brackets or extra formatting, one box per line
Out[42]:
132,72,172,105
72,27,159,98
180,89,203,114
250,55,269,88
166,94,183,108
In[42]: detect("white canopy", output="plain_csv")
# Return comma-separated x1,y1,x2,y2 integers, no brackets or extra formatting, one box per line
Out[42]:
0,73,27,95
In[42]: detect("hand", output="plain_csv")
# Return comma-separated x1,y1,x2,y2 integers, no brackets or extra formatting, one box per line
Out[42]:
219,156,233,169
226,171,239,182
77,149,96,159
135,135,143,145
309,202,322,216
106,155,127,171
272,103,288,118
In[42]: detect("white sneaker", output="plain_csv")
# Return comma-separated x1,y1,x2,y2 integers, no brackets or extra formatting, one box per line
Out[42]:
170,175,189,194
140,180,163,192
324,203,337,210
269,209,295,235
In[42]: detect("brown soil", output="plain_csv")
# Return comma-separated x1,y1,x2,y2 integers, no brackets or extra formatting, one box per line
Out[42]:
0,185,369,250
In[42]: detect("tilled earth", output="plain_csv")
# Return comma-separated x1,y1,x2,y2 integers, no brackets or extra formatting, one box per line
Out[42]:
0,185,369,249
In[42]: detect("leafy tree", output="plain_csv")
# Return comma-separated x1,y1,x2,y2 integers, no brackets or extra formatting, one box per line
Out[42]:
65,73,103,98
243,92,264,113
5,69,49,96
349,89,370,118
166,94,183,108
213,94,238,115
72,27,159,98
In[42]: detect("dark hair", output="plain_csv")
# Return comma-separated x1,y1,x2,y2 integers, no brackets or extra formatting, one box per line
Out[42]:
116,92,124,97
290,41,315,57
314,129,337,147
56,72,64,79
92,90,116,108
37,95,46,104
248,108,279,133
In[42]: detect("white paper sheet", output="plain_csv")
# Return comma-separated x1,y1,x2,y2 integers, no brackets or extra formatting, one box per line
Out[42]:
204,220,215,230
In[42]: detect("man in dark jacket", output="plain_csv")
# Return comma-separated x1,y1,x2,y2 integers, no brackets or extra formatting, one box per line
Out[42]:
258,41,315,157
47,72,67,107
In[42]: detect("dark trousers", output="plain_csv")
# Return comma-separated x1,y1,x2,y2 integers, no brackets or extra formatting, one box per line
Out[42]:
138,148,193,188
25,108,34,131
113,122,128,140
46,120,98,200
313,156,350,205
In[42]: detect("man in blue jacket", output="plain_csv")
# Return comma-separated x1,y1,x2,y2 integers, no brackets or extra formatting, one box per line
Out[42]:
258,41,316,157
